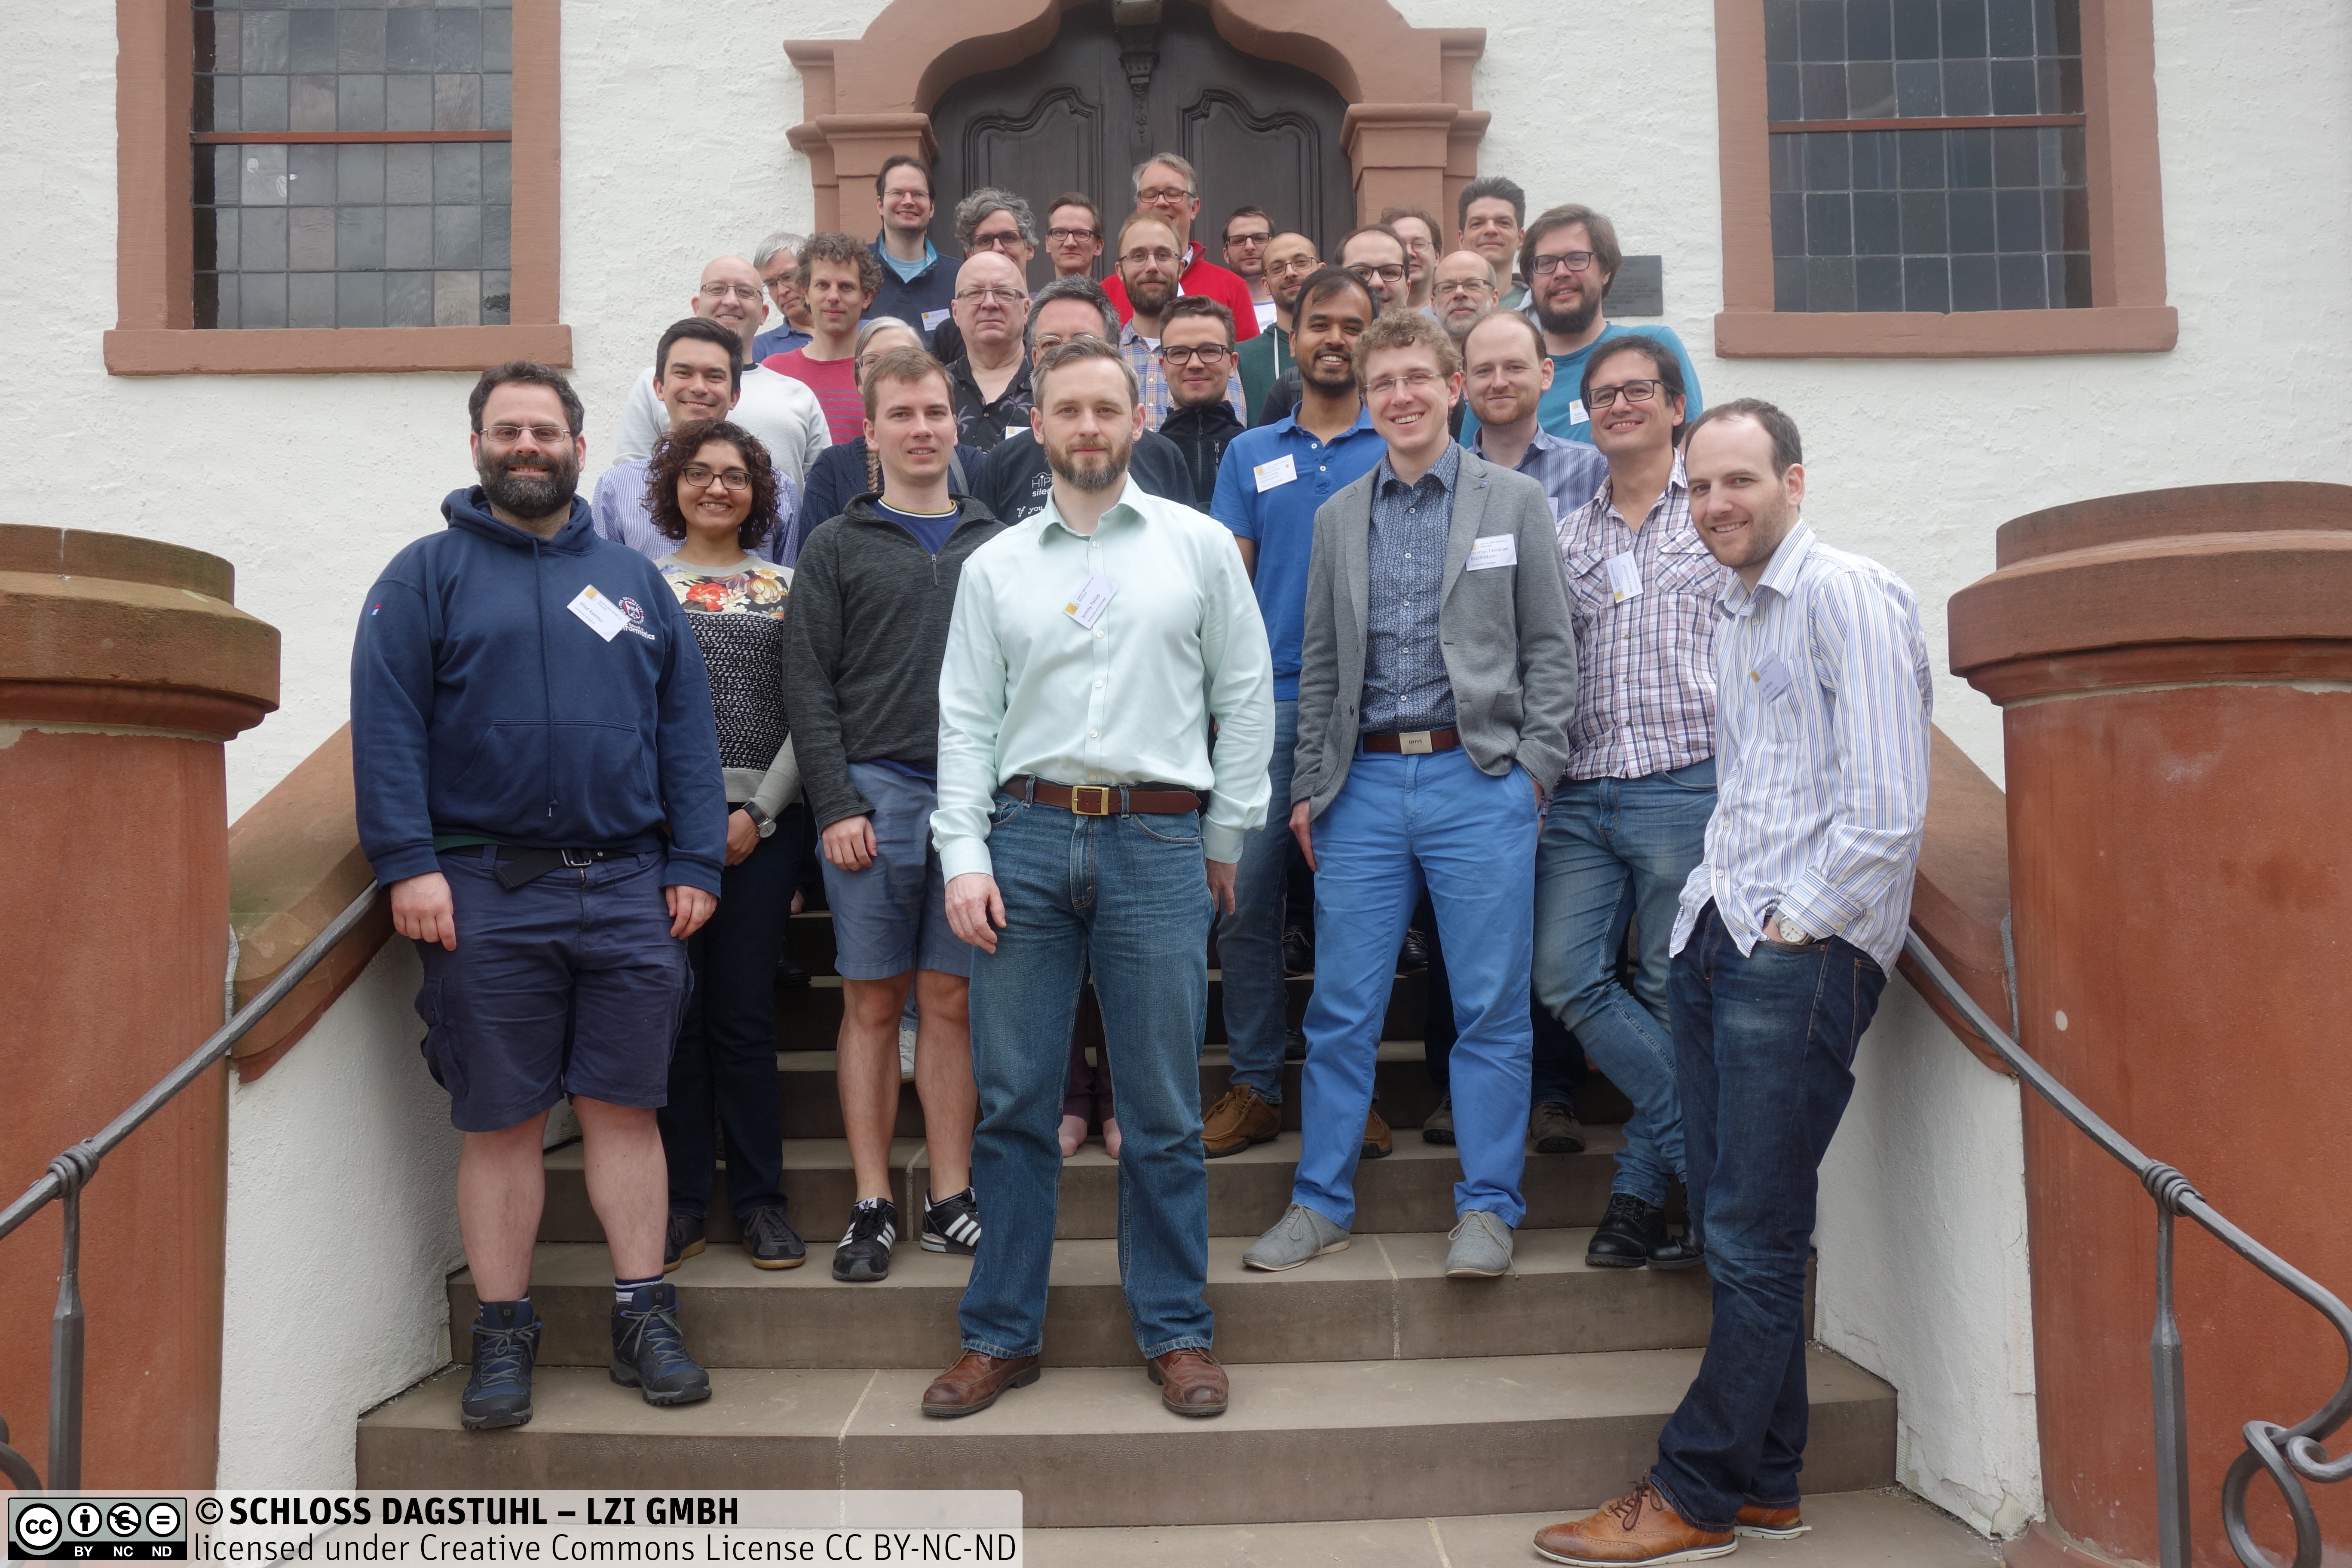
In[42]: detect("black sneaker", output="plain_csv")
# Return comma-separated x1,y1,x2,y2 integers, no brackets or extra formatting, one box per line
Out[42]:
460,1302,540,1430
741,1207,806,1270
664,1212,706,1273
1586,1191,1666,1269
1283,1026,1308,1062
610,1281,711,1406
1282,926,1314,977
921,1188,983,1255
1397,927,1431,974
833,1197,899,1281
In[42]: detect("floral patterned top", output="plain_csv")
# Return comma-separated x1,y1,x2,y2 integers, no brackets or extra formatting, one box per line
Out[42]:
659,555,795,807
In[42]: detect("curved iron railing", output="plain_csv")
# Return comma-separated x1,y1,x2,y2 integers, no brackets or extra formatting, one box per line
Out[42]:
0,883,381,1492
1903,934,2351,1568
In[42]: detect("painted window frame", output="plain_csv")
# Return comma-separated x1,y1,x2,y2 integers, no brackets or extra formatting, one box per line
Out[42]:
105,0,568,376
1713,0,2175,358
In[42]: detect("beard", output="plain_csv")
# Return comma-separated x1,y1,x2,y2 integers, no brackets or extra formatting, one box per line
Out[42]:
1300,352,1355,396
478,445,581,519
1127,276,1177,316
1534,285,1601,338
1045,430,1134,494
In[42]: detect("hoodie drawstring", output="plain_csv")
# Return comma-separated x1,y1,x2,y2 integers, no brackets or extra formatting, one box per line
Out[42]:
532,533,557,819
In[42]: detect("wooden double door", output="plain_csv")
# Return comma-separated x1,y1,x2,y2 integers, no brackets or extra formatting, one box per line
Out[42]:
927,0,1355,286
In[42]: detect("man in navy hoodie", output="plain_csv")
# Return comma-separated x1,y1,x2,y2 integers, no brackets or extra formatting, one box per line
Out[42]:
352,362,729,1431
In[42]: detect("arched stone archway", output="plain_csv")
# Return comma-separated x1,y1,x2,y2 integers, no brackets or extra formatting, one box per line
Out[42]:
786,0,1486,241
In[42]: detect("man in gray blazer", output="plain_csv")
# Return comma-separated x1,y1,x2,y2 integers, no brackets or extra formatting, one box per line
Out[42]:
1242,309,1578,1279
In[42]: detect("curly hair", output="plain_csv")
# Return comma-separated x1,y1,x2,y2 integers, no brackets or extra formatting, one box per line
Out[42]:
795,232,884,297
644,418,782,551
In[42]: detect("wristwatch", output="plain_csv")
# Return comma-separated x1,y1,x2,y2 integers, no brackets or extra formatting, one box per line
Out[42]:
1772,909,1810,945
741,801,778,840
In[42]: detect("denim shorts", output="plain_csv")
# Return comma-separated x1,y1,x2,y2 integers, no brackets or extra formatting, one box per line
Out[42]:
820,761,974,980
413,847,692,1133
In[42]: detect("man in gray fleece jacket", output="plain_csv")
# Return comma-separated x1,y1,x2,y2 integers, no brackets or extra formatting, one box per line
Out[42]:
783,346,1006,1283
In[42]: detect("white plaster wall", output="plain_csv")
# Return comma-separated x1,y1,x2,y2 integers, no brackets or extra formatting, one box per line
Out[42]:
218,939,461,1487
1817,978,2043,1538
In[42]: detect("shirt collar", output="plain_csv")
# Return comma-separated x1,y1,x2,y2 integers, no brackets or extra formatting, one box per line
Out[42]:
1272,404,1378,443
1719,518,1816,615
1037,474,1148,542
1471,423,1564,469
1376,439,1462,496
1601,447,1688,516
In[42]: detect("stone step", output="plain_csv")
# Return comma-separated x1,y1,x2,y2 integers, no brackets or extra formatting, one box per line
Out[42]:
1018,1490,2004,1567
355,1347,1896,1525
773,971,1418,1049
771,1038,1633,1141
540,1124,1639,1246
454,1227,1719,1370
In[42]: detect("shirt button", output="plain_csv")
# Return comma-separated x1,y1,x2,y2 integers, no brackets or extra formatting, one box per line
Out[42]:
1094,629,1104,639
1090,730,1099,738
1094,681,1103,689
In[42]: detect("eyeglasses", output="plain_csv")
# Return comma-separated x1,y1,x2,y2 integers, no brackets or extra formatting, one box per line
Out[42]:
1347,262,1407,285
1032,331,1104,350
1530,251,1599,277
482,423,573,443
682,464,752,492
1137,185,1195,205
1435,277,1494,297
1265,256,1320,277
1121,247,1179,266
1366,370,1445,399
698,281,763,302
955,286,1027,306
1045,227,1099,244
969,232,1027,253
1157,344,1232,366
1224,232,1271,249
1585,379,1664,410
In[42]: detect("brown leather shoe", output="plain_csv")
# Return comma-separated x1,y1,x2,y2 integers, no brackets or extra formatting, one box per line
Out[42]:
1532,1482,1734,1564
1530,1100,1587,1154
1145,1347,1228,1416
1361,1105,1393,1160
1202,1084,1281,1158
1733,1501,1806,1539
919,1351,1040,1418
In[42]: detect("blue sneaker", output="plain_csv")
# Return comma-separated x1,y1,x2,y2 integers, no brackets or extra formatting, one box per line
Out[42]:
610,1280,711,1406
461,1302,541,1430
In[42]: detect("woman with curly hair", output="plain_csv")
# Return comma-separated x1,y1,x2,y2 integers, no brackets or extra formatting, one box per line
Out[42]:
646,417,812,1272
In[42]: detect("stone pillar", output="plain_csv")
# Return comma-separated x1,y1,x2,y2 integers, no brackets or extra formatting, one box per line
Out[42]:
1948,482,2352,1568
0,527,278,1487
1340,103,1457,227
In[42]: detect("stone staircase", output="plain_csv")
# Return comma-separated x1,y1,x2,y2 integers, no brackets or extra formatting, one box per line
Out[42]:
355,907,1896,1526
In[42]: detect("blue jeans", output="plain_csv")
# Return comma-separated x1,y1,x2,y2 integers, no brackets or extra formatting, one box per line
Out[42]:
959,793,1216,1360
1295,748,1538,1228
1531,759,1715,1206
1214,698,1298,1102
1422,909,1587,1109
1649,901,1888,1531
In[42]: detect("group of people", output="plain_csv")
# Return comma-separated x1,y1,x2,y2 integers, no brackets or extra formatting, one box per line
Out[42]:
350,146,1934,1568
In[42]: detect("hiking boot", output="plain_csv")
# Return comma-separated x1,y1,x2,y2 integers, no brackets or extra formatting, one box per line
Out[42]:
1282,926,1314,976
921,1187,983,1255
740,1207,806,1270
460,1302,540,1431
663,1212,706,1273
1587,1192,1666,1269
1530,1100,1587,1155
1650,1224,1706,1271
1397,928,1431,974
833,1197,899,1281
1361,1104,1393,1160
1202,1084,1281,1158
1422,1095,1456,1145
609,1281,710,1407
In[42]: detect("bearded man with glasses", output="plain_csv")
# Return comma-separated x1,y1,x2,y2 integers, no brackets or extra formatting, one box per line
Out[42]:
1495,203,1705,446
1102,150,1262,343
1115,211,1246,429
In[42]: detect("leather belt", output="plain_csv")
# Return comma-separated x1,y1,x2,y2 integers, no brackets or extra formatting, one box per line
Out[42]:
486,844,636,890
1006,776,1203,817
1360,728,1461,755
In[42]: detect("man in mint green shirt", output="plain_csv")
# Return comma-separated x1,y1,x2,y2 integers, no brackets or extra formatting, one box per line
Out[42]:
923,336,1274,1424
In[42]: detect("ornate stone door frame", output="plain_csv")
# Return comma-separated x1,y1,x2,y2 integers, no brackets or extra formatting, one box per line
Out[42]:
787,0,1486,242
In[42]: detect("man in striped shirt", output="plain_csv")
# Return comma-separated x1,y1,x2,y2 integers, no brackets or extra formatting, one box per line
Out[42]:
1535,398,1931,1565
1532,335,1721,1277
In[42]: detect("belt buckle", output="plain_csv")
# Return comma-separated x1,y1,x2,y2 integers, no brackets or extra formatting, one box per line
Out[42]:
1070,784,1115,817
561,848,594,868
1399,731,1434,756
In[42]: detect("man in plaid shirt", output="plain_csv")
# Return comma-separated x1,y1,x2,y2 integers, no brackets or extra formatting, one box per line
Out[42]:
1536,334,1730,1272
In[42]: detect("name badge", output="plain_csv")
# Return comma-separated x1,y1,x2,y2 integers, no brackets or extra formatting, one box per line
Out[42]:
1466,533,1518,571
1064,572,1118,630
567,585,628,642
1753,651,1794,706
1566,398,1590,426
1253,453,1297,492
1605,551,1643,603
921,308,951,332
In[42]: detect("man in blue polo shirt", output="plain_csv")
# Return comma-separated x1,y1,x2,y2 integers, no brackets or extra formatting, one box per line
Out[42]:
1463,203,1704,449
1202,266,1387,1159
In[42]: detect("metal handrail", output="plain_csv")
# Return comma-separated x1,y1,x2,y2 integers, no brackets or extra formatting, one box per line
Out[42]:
0,882,381,1491
1902,934,2352,1568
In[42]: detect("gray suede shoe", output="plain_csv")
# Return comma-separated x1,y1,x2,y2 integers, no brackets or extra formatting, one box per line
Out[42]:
1242,1203,1351,1271
1445,1210,1513,1277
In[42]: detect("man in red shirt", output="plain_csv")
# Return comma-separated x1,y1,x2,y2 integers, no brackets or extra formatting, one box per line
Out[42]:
763,233,879,444
1102,152,1261,343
